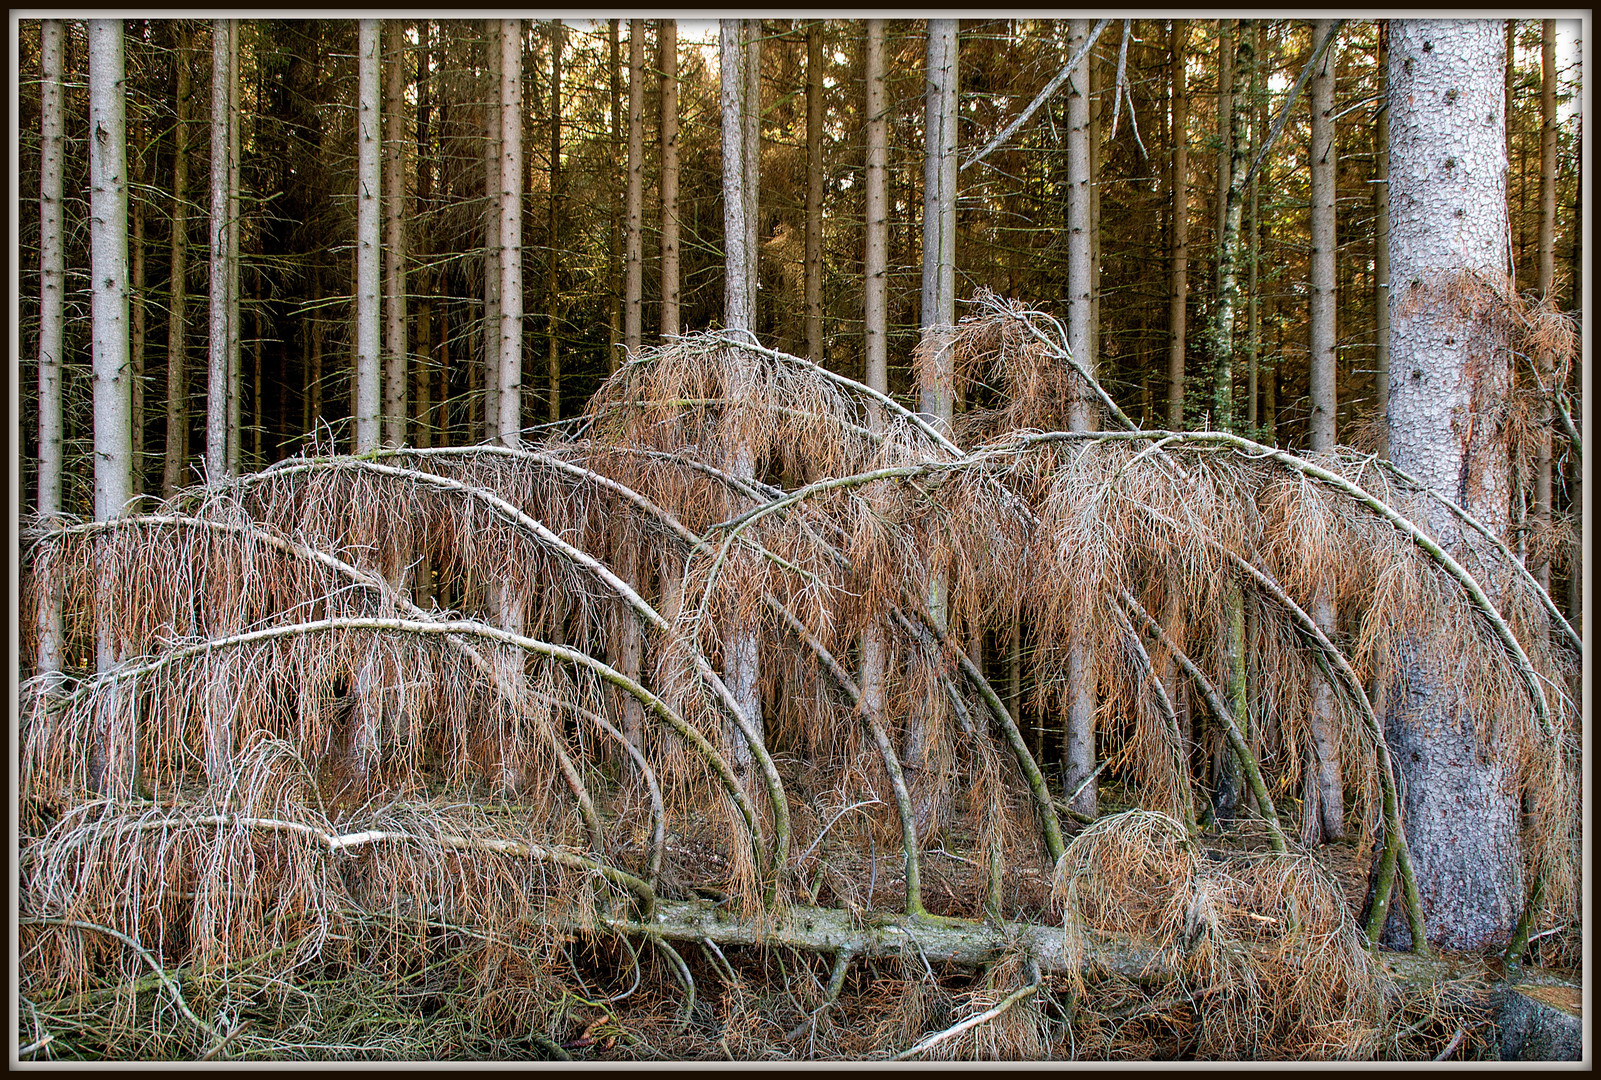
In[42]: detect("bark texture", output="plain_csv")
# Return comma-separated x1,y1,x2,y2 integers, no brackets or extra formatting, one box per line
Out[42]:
1166,20,1189,428
36,18,66,676
624,19,644,355
497,19,523,448
1382,18,1522,952
659,19,680,339
354,20,382,454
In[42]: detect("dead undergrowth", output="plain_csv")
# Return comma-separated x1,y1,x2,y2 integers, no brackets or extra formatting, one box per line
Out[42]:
17,293,1579,1061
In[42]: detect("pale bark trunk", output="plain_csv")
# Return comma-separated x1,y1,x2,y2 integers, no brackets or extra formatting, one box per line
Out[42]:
207,20,233,475
163,22,192,496
721,20,753,334
743,24,761,312
481,23,502,442
226,20,241,476
547,19,563,421
383,19,408,448
908,18,958,793
355,19,382,454
89,17,132,791
1301,19,1346,846
1382,19,1521,952
1205,21,1255,828
497,19,523,448
1167,20,1189,428
863,20,888,405
1373,22,1391,459
1308,19,1337,450
37,18,66,676
720,19,763,771
804,22,824,364
624,20,644,356
860,19,889,726
659,20,680,340
1063,19,1097,817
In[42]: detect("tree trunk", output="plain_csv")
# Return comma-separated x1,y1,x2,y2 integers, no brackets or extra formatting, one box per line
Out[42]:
1373,22,1391,459
743,23,761,315
1308,20,1338,449
860,19,889,727
720,18,764,771
804,21,824,364
1215,19,1233,304
354,19,382,454
1167,20,1189,428
163,22,192,496
624,20,644,356
129,116,145,498
547,19,564,420
1302,19,1345,846
481,23,502,442
89,17,132,791
1531,19,1557,593
1246,21,1263,434
414,21,433,451
1062,19,1097,817
226,20,241,477
863,20,888,408
606,19,621,373
913,17,958,774
1382,19,1522,952
207,20,233,476
659,20,680,340
383,19,408,448
497,19,523,448
1203,21,1254,829
36,18,65,677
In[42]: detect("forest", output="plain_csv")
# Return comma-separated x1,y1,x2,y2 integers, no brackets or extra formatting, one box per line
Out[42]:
13,16,1586,1062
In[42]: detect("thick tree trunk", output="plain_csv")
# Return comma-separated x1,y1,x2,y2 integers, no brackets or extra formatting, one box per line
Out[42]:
1062,19,1097,818
1167,20,1189,428
804,22,824,364
743,24,761,314
1245,21,1263,433
659,20,680,340
37,18,67,678
547,20,563,421
207,20,233,475
481,23,502,442
383,19,408,448
1302,19,1345,846
1382,19,1522,952
354,20,382,454
163,23,192,496
497,19,523,448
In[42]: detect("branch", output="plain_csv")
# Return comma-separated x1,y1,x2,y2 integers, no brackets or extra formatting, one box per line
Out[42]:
961,19,1111,172
1242,19,1344,189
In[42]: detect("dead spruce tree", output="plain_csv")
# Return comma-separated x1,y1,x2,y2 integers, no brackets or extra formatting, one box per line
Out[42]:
19,292,1579,1061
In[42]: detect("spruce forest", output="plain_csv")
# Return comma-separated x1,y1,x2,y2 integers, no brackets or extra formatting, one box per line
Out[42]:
13,16,1586,1062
